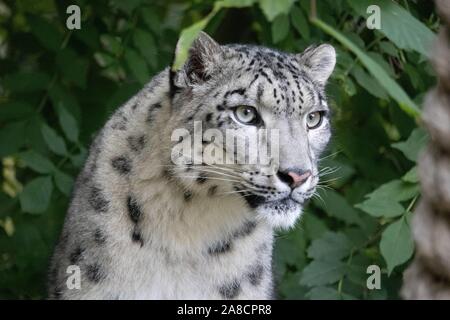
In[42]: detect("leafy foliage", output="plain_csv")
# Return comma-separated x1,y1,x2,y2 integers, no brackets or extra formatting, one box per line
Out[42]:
0,0,438,299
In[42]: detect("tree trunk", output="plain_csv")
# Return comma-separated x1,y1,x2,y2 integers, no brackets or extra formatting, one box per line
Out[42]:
402,0,450,299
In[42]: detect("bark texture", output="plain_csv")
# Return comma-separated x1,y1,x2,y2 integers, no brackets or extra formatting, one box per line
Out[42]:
402,0,450,299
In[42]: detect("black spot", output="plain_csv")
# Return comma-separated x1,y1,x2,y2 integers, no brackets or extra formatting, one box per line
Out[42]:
208,240,232,255
184,191,193,201
89,186,109,212
243,194,266,209
249,73,260,86
205,113,213,123
216,105,225,111
228,88,246,96
161,168,172,179
111,156,131,174
197,175,207,184
86,263,104,283
127,196,142,223
219,280,241,299
233,220,257,238
147,103,162,122
256,83,264,103
111,121,126,130
94,228,106,245
208,185,218,196
248,264,264,286
69,246,84,264
52,284,64,300
132,229,144,247
127,135,145,152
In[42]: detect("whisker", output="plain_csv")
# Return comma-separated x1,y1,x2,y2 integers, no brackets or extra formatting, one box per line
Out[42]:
319,150,342,161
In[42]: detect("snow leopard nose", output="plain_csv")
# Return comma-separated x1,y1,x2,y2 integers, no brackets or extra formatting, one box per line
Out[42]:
277,169,312,189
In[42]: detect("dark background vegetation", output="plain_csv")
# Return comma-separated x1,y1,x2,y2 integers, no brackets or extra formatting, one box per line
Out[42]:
0,0,438,299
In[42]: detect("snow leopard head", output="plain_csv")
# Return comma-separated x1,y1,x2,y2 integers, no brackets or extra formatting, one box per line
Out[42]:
168,32,335,229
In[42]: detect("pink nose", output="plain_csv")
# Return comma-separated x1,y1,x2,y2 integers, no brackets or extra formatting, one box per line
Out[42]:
287,170,311,188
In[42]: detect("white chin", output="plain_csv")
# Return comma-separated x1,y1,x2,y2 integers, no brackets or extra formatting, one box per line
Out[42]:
255,198,303,230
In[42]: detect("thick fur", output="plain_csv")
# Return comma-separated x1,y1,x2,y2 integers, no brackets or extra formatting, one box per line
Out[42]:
48,33,335,299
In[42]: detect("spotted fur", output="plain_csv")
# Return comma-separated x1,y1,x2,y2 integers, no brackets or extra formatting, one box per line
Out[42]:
48,32,335,299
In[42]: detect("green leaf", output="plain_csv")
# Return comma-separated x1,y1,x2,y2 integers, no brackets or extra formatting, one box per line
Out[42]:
380,213,414,275
110,0,143,15
307,232,352,261
2,72,51,93
355,197,404,218
348,0,436,57
124,48,150,85
56,48,89,88
0,121,26,157
258,0,295,22
306,286,356,300
172,18,212,71
341,75,357,96
312,18,420,117
217,0,257,7
290,5,310,40
345,254,372,286
300,260,347,287
275,228,307,268
19,176,53,214
402,166,419,183
94,52,116,68
53,169,74,196
48,84,82,122
27,15,63,51
133,29,157,69
351,65,388,100
56,103,79,143
141,7,161,33
278,272,309,299
100,34,122,56
0,102,34,121
313,189,363,226
379,41,399,58
366,179,420,202
41,123,68,156
392,128,428,162
172,0,256,70
271,14,290,43
302,212,328,240
19,151,55,174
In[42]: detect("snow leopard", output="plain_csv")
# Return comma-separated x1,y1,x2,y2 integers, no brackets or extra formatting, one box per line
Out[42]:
48,32,336,299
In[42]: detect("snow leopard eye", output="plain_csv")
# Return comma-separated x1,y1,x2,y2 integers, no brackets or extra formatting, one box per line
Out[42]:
233,106,261,125
306,111,324,129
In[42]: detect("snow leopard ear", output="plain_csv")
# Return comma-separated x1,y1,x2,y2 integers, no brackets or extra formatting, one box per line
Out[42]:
173,31,222,87
297,44,336,85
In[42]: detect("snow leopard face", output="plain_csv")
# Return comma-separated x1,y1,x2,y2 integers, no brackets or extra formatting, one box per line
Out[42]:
168,32,335,229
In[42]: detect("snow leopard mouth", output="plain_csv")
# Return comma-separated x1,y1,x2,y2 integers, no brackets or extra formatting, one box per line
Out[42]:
267,196,303,209
243,192,305,210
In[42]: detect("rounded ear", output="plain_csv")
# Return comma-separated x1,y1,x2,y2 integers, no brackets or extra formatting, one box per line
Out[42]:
297,44,336,85
173,31,222,86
